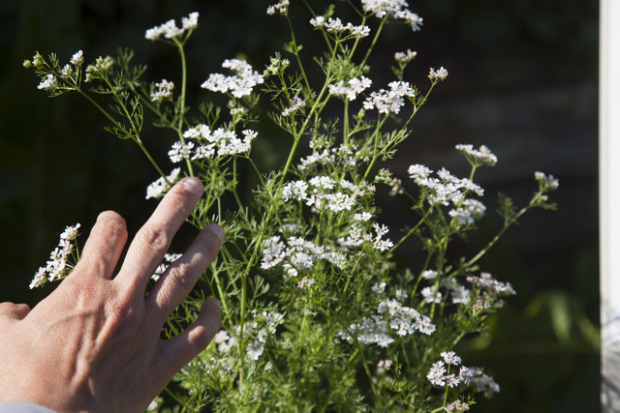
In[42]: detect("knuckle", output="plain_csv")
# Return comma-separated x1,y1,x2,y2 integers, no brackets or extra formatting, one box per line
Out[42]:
138,227,170,254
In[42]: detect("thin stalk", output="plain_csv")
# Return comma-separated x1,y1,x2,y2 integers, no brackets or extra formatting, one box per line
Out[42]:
359,18,386,69
286,16,312,91
464,191,542,269
174,39,194,177
389,207,433,252
76,89,169,183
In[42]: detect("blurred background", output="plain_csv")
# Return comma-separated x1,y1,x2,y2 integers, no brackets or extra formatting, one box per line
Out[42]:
0,0,599,411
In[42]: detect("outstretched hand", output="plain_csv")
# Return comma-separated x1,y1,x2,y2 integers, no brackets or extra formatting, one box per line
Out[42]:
0,177,224,413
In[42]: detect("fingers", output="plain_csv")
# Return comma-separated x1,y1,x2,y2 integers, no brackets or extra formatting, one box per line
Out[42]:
116,177,204,294
79,211,128,280
147,224,224,319
158,298,221,377
0,302,31,322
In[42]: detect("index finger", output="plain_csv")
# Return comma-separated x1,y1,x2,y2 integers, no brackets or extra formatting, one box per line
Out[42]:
115,177,203,295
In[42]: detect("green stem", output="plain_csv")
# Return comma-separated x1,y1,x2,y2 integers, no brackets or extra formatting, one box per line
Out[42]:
389,207,433,252
174,39,195,177
360,18,386,69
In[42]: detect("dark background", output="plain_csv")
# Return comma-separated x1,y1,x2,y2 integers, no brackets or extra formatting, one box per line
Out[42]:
0,0,599,411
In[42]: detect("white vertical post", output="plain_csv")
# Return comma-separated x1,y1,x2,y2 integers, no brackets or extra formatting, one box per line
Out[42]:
601,0,620,410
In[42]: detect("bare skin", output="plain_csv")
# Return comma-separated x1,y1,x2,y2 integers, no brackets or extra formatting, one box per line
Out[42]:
0,177,224,413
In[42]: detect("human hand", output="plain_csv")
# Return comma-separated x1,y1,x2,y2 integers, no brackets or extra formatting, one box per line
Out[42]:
0,177,224,413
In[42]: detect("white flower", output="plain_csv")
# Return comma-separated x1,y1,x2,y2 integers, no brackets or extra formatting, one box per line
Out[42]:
70,50,84,65
534,171,559,190
422,270,437,280
151,254,182,282
146,168,182,200
282,96,306,117
60,223,81,240
60,64,73,79
363,81,414,114
354,212,372,222
468,367,500,398
441,351,462,366
394,49,417,63
370,223,393,251
361,0,424,30
326,192,355,212
421,285,442,303
145,13,197,40
297,276,316,289
395,289,408,301
377,359,393,374
246,340,265,360
151,79,175,101
339,315,394,348
182,12,199,30
310,16,326,27
451,285,471,305
408,164,432,182
378,299,435,337
168,141,194,163
455,144,497,166
31,223,81,288
372,282,386,294
201,59,264,98
429,66,449,81
427,361,446,386
267,0,289,15
282,180,309,201
467,272,516,295
37,74,57,91
30,267,47,289
329,76,372,101
446,400,470,412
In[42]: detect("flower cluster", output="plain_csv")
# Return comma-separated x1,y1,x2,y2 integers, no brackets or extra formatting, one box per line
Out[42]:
30,224,81,289
535,171,559,191
150,79,174,101
280,175,373,214
145,12,198,41
409,157,487,226
152,253,182,282
361,0,423,31
281,96,306,117
428,66,449,81
213,310,284,361
427,352,469,388
146,168,182,199
310,16,371,38
339,298,435,347
201,59,264,98
328,76,372,101
363,81,415,114
467,272,517,296
171,125,258,162
455,144,497,166
261,235,346,280
394,49,417,64
85,56,114,82
267,0,289,16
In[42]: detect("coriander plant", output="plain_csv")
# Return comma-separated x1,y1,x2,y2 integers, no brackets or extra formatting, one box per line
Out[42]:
25,1,559,412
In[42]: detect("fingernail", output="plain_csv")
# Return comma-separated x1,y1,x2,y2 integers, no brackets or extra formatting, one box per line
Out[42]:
208,224,225,244
182,177,203,194
212,299,221,310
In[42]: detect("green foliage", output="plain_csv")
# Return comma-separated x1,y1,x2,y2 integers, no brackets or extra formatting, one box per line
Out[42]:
25,2,561,412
